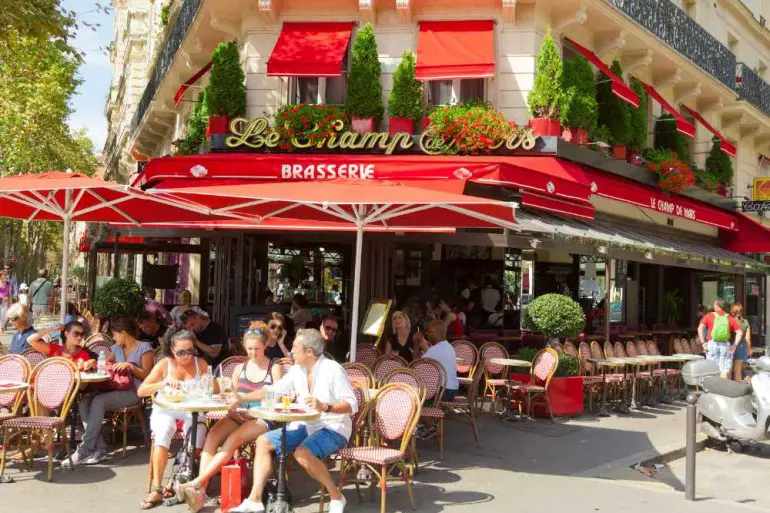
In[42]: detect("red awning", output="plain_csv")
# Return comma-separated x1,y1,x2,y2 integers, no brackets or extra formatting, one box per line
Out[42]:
681,105,737,157
520,192,595,220
638,81,695,138
267,22,353,77
564,38,639,108
722,213,770,252
583,168,737,231
415,20,495,80
174,61,212,107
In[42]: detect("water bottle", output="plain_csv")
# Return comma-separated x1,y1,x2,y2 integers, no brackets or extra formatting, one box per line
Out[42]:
204,367,214,398
97,350,107,374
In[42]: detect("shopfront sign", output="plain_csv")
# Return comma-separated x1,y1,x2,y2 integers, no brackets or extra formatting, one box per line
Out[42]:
224,117,540,156
741,200,770,212
753,177,770,200
649,197,697,221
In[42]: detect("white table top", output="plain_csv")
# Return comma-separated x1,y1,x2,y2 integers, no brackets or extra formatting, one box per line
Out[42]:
0,380,29,393
248,404,320,423
153,392,231,413
489,358,532,368
586,358,626,367
78,371,110,383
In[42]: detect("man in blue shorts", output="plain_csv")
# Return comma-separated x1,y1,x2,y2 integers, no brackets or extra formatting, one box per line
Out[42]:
230,328,357,513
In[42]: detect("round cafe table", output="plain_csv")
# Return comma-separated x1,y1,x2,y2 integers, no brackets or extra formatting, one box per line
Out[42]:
248,404,320,513
153,393,229,476
489,358,532,369
0,381,29,394
69,371,110,443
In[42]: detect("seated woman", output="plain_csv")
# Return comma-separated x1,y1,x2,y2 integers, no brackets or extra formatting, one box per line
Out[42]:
137,330,210,510
180,321,283,512
63,317,154,468
385,310,414,362
27,320,96,370
264,312,291,359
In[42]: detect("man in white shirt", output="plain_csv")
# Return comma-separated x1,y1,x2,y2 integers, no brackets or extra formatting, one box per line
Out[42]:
479,276,501,316
230,329,357,513
415,320,458,440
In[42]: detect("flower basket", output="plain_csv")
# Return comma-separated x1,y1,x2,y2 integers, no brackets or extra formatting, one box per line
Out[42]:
207,115,230,136
611,144,627,160
273,104,348,149
426,102,518,155
562,127,588,145
644,148,695,194
508,373,585,417
389,117,414,135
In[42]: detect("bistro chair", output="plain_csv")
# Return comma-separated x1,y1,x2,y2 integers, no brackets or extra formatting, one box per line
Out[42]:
477,341,509,414
85,332,113,349
0,355,31,425
338,383,422,513
680,339,693,354
276,357,294,376
205,356,249,424
355,345,380,370
381,368,426,470
441,368,482,447
372,355,407,385
343,362,376,389
563,341,578,358
0,357,80,482
451,340,479,392
107,400,150,458
153,346,164,364
508,348,559,421
0,346,7,356
673,338,684,354
21,347,47,368
550,341,564,353
408,358,447,458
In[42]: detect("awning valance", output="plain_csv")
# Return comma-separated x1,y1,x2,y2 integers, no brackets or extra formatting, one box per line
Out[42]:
681,105,737,157
415,20,495,80
174,61,212,107
564,38,639,108
267,22,354,77
722,213,770,253
638,81,696,138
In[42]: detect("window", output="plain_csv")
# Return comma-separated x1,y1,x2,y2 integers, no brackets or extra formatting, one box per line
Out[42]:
287,43,349,105
427,79,486,106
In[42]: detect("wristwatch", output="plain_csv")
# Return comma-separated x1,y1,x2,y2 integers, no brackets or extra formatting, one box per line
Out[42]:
324,402,332,413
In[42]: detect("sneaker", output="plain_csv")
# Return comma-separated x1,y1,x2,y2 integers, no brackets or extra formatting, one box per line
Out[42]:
418,426,437,440
83,450,108,465
61,451,87,469
329,495,347,513
229,498,265,513
183,486,206,513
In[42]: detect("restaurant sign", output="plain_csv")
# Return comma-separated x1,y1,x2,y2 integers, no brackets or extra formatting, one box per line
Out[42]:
753,177,770,200
223,117,540,156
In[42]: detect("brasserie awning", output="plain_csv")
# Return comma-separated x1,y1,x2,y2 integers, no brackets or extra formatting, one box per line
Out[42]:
267,22,354,77
639,80,696,138
564,37,639,108
415,20,495,80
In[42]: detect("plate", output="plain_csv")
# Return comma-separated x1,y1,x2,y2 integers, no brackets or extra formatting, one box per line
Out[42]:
274,408,306,414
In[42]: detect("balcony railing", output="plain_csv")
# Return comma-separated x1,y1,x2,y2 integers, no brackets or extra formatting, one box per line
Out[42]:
607,0,736,90
736,62,770,117
129,0,202,136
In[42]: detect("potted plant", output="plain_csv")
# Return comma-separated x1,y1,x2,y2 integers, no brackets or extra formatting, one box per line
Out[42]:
510,350,584,417
387,50,423,135
597,60,632,159
643,148,695,194
273,104,348,149
345,23,383,133
627,80,648,165
654,113,691,165
177,91,209,155
93,278,145,322
528,27,562,136
705,136,733,195
426,101,517,155
560,56,596,145
206,41,246,137
523,293,586,346
662,290,683,326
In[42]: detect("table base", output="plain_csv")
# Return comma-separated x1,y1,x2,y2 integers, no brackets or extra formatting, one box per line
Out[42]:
269,423,293,513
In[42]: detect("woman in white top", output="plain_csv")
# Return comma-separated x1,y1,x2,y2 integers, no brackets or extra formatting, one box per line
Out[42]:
137,330,210,509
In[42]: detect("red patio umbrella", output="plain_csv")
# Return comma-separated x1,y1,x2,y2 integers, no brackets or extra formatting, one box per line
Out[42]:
0,171,221,322
149,179,518,360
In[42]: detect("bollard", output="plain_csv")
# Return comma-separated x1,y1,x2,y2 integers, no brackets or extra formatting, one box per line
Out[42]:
685,392,698,501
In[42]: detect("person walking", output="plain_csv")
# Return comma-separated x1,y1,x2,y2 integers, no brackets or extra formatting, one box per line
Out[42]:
0,272,10,334
29,269,54,320
3,264,18,301
730,303,752,382
698,298,744,379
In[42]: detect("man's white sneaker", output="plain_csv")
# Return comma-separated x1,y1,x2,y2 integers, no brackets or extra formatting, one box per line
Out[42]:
329,495,347,513
83,450,108,465
229,498,265,513
61,451,87,469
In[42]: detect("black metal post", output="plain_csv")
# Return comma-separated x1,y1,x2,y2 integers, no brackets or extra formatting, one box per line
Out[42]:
685,393,698,501
189,412,199,478
272,423,290,513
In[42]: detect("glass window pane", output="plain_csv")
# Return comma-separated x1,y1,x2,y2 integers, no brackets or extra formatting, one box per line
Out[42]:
294,77,319,104
428,80,453,106
325,76,346,105
459,79,485,102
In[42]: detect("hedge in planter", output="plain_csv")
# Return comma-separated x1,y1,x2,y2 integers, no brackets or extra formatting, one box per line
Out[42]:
345,23,383,132
273,104,348,149
597,60,632,155
560,56,596,144
654,113,690,164
177,90,209,155
528,27,562,136
387,50,423,134
93,278,145,320
523,293,585,341
705,136,733,194
206,41,246,135
628,80,648,160
426,101,517,155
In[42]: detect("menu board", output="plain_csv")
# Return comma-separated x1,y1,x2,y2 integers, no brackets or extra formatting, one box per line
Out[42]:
360,299,392,338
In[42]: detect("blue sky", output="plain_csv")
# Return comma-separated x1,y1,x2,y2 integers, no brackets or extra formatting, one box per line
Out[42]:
65,0,114,153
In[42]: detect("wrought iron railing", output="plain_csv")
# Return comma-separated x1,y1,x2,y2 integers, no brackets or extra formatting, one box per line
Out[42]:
607,0,736,89
736,62,770,117
129,0,202,135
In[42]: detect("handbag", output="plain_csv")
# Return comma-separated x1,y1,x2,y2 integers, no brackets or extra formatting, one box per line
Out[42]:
221,454,251,512
97,362,135,392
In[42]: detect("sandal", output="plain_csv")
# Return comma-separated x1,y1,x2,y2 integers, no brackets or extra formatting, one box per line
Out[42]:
140,486,164,510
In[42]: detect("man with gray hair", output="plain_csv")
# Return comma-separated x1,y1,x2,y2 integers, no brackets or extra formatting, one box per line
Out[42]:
229,328,357,513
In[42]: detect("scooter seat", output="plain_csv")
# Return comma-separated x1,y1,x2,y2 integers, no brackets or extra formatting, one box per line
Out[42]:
702,377,752,398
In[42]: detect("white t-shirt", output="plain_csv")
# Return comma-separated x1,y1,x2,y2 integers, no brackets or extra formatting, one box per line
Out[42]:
480,286,501,312
424,340,458,391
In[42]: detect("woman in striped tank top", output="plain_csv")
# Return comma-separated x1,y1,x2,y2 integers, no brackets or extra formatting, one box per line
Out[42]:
182,322,283,510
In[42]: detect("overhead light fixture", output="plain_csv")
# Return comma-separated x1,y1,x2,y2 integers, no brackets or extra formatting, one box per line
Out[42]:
319,247,325,252
644,251,653,260
529,238,541,249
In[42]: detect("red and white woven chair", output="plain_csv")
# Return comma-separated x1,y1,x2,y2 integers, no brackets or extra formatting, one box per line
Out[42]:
343,362,376,389
372,355,407,385
206,356,249,424
0,355,31,425
508,348,559,421
355,345,379,370
451,340,479,393
478,341,509,414
84,333,113,356
441,368,482,447
381,368,426,471
408,358,446,458
0,357,80,481
20,348,47,368
339,383,421,513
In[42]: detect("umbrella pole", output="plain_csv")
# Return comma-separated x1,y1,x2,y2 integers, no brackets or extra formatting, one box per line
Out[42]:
60,191,71,324
349,223,364,362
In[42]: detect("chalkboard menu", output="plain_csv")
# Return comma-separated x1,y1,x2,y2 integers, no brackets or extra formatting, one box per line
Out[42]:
229,305,288,339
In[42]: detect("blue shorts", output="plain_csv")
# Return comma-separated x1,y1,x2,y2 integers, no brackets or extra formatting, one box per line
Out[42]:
264,424,348,459
734,341,749,361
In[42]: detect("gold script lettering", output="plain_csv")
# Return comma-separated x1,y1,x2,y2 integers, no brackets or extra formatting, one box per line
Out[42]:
226,117,272,149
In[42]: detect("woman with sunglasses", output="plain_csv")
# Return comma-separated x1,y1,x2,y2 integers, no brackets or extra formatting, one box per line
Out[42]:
263,312,291,359
180,321,284,512
27,320,96,370
137,330,210,510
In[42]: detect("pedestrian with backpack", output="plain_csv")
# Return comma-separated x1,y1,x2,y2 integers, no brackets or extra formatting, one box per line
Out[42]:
697,298,744,379
28,269,54,322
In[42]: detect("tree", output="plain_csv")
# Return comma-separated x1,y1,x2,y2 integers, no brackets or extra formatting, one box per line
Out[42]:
596,60,632,146
560,57,597,130
387,50,423,123
345,23,384,122
528,27,562,119
654,113,691,164
628,80,649,152
206,42,246,118
704,137,734,186
178,91,209,155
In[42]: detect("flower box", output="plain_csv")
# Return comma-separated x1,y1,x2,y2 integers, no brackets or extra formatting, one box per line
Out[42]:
529,117,561,137
421,117,431,133
509,373,585,417
388,117,414,135
611,144,627,160
207,115,230,137
351,116,375,134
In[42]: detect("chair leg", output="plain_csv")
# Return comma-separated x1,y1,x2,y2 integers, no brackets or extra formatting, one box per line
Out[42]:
468,408,480,447
46,429,54,482
436,419,444,460
379,464,387,513
137,407,149,448
402,460,416,510
122,411,128,458
0,426,9,477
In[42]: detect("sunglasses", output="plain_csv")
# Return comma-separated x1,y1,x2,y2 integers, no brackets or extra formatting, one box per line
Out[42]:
246,328,265,336
174,348,196,357
268,324,283,330
70,331,84,338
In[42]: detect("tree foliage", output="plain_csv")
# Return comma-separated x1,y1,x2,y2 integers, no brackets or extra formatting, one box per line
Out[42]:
206,41,246,118
654,113,691,164
528,27,562,119
596,60,632,146
704,137,733,186
387,50,423,123
560,57,596,130
523,293,586,339
93,278,145,319
178,91,209,155
628,80,649,152
345,23,384,122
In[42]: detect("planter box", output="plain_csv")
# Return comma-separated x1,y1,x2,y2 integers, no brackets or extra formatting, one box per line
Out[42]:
529,117,562,137
627,151,642,167
562,127,588,145
389,117,414,135
421,117,431,133
207,115,230,137
509,373,585,418
611,144,627,160
351,116,375,134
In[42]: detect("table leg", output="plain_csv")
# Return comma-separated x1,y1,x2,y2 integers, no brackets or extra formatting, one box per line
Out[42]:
662,368,671,403
598,369,610,417
270,423,291,513
630,367,640,410
189,412,199,478
615,366,630,414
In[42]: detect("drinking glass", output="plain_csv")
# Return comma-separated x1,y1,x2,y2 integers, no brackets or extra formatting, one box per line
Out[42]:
217,376,232,395
281,395,292,412
263,390,274,410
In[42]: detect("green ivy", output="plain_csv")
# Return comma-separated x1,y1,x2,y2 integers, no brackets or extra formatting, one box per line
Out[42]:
523,293,586,339
555,353,580,377
596,60,631,146
206,42,246,118
177,90,209,155
345,23,384,122
560,56,596,130
387,50,423,123
705,137,733,186
654,113,690,164
628,80,648,152
93,279,145,320
528,27,562,119
159,2,172,27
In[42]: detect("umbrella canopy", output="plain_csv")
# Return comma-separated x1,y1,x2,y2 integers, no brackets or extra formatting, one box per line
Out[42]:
0,171,220,322
150,179,518,359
